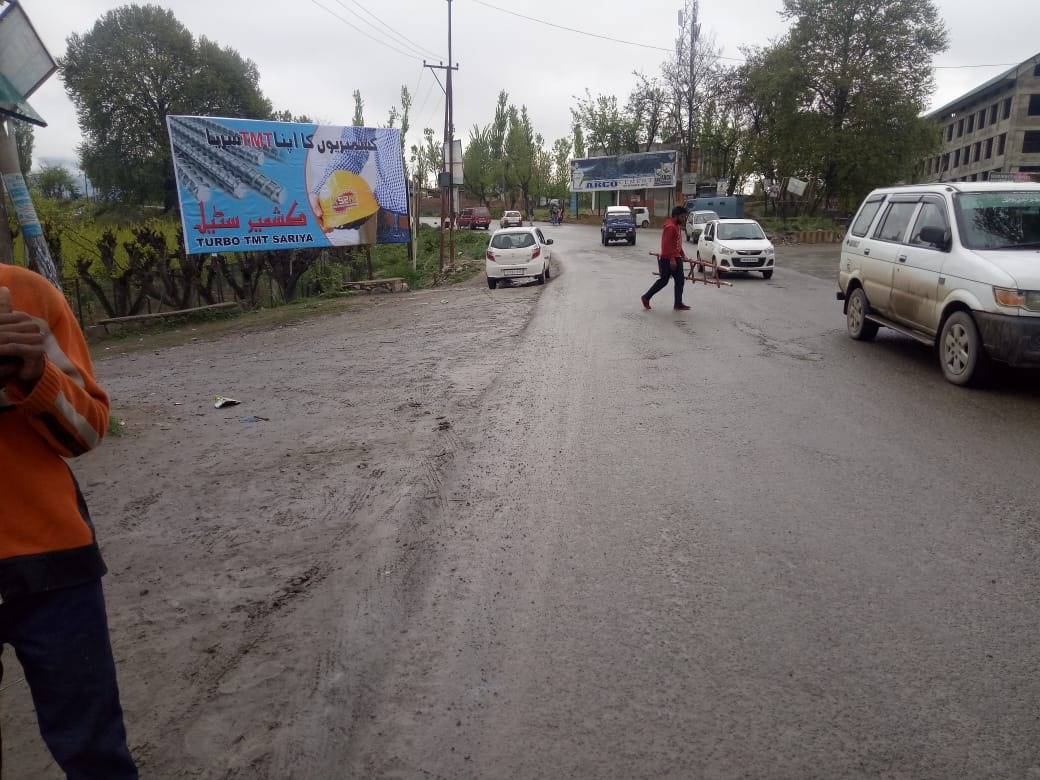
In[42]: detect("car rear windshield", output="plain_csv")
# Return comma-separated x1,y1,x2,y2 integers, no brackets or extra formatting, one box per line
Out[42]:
955,192,1040,249
461,209,473,216
505,211,521,217
694,212,719,223
491,232,535,249
473,208,490,216
718,223,766,240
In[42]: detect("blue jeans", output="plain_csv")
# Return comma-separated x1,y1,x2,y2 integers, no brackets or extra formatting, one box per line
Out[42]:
0,580,138,779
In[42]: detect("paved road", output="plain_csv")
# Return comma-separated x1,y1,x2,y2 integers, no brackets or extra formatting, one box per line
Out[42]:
347,223,1040,777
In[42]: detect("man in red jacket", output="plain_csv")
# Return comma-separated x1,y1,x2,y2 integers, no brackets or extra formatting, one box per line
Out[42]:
0,266,137,777
641,205,691,311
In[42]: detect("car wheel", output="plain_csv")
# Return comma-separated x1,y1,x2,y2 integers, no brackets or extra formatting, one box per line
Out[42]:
628,237,636,246
939,311,989,386
846,287,879,341
536,269,546,285
545,263,551,280
487,277,498,290
642,220,649,228
761,270,774,280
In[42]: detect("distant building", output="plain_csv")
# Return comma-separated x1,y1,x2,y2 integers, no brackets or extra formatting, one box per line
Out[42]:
922,52,1040,183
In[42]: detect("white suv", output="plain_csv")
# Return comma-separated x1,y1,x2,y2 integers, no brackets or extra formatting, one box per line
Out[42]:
838,183,1040,385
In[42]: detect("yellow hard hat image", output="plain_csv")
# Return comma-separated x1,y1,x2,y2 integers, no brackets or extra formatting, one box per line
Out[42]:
317,171,379,230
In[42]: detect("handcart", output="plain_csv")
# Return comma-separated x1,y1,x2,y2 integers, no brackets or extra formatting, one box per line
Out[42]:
650,252,733,288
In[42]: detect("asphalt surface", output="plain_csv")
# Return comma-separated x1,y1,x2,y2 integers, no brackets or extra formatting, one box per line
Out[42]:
347,223,1040,778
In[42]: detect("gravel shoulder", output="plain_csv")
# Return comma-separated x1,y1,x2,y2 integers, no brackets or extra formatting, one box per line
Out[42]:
2,270,548,777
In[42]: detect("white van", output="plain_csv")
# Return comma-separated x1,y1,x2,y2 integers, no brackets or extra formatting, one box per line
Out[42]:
838,183,1040,385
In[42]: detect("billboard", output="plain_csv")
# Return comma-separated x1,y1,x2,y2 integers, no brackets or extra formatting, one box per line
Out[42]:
167,116,410,255
570,150,677,192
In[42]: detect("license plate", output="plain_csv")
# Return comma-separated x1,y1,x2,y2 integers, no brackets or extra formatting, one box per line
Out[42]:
504,268,525,277
613,232,627,237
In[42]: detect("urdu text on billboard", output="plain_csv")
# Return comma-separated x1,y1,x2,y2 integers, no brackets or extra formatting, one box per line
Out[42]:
570,150,678,192
167,115,410,255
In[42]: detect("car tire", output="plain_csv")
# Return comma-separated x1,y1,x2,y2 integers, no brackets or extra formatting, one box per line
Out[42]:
536,269,546,285
545,263,551,280
487,277,498,290
628,237,636,246
846,287,879,342
761,270,774,280
642,220,649,228
939,311,989,386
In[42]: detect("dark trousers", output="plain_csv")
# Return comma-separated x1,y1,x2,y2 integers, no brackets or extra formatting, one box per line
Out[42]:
0,580,138,779
644,257,686,305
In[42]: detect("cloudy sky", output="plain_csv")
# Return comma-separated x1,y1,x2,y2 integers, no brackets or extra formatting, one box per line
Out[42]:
17,0,1040,172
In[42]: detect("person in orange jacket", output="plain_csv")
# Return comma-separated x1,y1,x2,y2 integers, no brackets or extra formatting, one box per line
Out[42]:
0,265,137,777
641,205,691,311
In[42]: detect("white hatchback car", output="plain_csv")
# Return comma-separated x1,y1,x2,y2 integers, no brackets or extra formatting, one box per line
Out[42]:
696,218,776,279
500,210,523,229
633,207,651,228
839,182,1040,386
486,227,553,289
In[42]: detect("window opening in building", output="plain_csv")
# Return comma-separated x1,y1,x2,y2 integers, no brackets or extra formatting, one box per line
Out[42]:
1029,95,1040,117
1003,97,1012,120
989,104,998,124
986,138,993,159
967,114,975,133
1023,131,1040,154
998,134,1007,155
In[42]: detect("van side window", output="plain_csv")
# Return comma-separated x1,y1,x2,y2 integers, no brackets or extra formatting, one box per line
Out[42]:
909,202,950,249
874,202,918,243
850,199,883,237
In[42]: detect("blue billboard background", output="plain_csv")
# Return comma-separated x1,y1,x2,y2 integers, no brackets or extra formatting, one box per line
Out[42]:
167,116,410,255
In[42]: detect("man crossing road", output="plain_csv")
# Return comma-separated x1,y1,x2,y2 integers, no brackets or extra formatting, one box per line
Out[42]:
641,206,691,311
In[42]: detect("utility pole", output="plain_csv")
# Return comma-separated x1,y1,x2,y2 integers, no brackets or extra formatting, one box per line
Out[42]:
424,0,459,273
683,1,699,177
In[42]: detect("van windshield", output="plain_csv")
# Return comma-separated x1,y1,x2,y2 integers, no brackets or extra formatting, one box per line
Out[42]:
955,192,1040,250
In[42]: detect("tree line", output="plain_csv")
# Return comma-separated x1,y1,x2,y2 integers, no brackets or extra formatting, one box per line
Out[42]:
565,0,947,214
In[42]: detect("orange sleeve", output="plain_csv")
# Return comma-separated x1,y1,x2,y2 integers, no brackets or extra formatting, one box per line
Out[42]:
6,281,109,458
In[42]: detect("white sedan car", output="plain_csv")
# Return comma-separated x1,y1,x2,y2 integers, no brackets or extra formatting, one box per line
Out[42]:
696,218,775,279
486,227,553,289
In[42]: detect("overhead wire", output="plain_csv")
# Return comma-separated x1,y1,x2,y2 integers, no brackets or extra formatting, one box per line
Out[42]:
468,0,1022,70
342,0,445,61
306,0,422,61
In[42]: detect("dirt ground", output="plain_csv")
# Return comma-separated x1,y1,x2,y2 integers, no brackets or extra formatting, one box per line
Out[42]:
2,271,547,778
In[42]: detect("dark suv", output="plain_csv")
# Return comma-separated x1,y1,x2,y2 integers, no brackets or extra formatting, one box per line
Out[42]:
457,207,491,230
601,207,636,246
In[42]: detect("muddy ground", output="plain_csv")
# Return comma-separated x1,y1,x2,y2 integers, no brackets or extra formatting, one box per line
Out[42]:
3,270,548,777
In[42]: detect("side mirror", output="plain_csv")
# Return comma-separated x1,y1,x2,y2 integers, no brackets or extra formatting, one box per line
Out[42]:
919,226,951,250
546,238,554,245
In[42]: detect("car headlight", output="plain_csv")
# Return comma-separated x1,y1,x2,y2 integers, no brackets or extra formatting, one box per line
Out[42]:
719,246,733,255
764,246,775,255
994,287,1040,311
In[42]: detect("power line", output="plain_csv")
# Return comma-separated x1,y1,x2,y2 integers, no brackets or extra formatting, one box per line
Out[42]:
343,0,444,61
469,0,1025,71
307,0,422,61
329,0,441,61
470,0,673,53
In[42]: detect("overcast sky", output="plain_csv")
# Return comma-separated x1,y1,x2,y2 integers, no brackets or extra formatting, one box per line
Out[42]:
18,0,1040,173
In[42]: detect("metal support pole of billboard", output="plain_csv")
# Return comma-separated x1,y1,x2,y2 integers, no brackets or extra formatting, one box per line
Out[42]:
0,120,60,287
412,177,420,271
446,0,456,270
